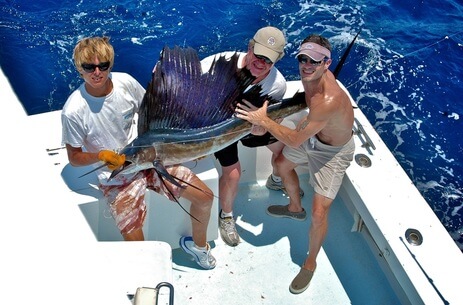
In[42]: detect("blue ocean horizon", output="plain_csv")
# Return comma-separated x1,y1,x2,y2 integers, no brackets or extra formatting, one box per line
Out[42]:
1,0,462,251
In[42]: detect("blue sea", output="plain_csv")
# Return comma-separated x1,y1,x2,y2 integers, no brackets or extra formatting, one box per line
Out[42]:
1,0,462,250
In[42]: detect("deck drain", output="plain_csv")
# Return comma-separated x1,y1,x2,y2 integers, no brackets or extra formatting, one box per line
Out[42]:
354,153,372,168
405,228,423,246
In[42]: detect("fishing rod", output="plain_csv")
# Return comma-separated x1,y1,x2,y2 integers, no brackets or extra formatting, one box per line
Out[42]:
344,29,463,89
333,27,362,79
399,236,449,304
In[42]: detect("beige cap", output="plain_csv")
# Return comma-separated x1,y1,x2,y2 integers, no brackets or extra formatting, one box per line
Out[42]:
253,26,286,63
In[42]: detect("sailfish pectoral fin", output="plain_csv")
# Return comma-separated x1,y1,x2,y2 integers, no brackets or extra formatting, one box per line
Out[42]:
169,175,218,200
153,160,218,200
152,160,201,223
152,160,185,188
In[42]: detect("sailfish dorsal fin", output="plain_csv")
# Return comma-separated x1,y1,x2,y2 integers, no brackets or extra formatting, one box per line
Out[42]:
137,46,256,136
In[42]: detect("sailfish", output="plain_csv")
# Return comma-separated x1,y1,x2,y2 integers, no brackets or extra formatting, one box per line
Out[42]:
116,26,362,181
108,45,307,183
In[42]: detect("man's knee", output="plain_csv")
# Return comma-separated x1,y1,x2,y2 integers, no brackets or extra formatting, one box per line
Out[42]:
311,198,332,226
202,189,214,206
220,162,241,183
274,154,293,174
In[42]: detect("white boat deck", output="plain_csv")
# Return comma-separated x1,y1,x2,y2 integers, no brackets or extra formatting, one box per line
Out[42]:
2,67,462,305
171,171,398,305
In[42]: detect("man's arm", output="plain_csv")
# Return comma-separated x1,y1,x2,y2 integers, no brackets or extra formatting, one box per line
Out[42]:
65,144,99,167
235,100,328,148
66,144,126,170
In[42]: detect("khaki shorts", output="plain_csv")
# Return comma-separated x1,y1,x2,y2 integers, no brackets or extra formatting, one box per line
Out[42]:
283,135,355,199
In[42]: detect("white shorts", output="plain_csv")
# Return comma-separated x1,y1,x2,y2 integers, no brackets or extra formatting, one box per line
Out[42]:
283,135,355,199
280,108,309,128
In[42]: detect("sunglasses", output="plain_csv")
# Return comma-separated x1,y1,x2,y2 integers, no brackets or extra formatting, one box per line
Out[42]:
297,55,324,66
81,61,111,73
254,53,273,65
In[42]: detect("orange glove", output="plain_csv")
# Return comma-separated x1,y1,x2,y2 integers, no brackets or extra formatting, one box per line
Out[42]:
98,150,126,170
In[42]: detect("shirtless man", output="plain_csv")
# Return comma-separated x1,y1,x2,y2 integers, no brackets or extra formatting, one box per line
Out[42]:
235,34,355,293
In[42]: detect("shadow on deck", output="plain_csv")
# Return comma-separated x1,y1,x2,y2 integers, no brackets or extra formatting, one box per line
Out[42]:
171,175,399,305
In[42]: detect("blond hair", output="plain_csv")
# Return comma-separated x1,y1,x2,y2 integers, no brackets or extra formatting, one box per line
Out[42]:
73,36,114,73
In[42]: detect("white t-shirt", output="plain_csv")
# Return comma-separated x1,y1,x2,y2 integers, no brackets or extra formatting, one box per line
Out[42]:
61,72,145,184
61,72,146,153
200,52,286,100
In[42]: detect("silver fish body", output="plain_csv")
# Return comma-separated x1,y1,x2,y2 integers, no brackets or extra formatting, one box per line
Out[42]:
116,94,307,176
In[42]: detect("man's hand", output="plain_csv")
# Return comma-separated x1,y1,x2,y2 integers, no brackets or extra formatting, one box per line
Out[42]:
235,99,269,125
250,125,267,135
98,150,126,170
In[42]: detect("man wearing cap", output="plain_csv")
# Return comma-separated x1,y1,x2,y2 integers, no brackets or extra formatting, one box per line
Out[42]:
201,26,302,247
235,34,355,294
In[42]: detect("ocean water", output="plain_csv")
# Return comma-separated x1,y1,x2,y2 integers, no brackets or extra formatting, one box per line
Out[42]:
1,0,462,250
